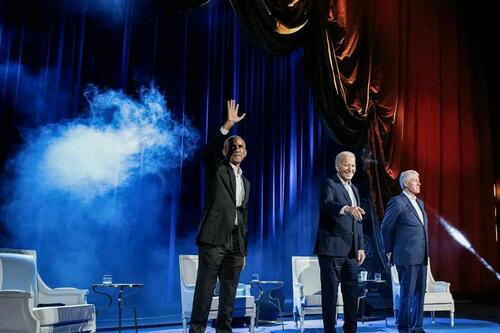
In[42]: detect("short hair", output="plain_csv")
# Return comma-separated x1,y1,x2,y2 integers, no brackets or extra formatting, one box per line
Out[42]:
335,151,356,167
223,135,245,155
399,170,419,190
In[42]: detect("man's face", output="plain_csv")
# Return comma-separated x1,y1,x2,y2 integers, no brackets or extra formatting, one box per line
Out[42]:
336,155,356,181
226,137,247,165
405,175,421,195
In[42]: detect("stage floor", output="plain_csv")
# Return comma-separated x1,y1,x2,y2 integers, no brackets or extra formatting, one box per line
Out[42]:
108,317,500,332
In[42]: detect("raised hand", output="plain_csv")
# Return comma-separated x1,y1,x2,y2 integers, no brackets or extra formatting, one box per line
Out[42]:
223,99,246,130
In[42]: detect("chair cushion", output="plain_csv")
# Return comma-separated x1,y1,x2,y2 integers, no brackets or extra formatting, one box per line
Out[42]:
304,294,322,306
33,304,95,326
424,292,454,305
39,320,95,333
210,295,255,311
304,292,343,307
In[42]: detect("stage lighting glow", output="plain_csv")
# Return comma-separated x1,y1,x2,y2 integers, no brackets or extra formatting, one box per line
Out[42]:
438,217,500,280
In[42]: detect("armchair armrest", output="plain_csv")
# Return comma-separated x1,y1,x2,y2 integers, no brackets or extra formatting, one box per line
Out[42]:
296,282,304,294
39,287,89,305
295,283,305,303
0,290,33,298
0,290,38,333
38,276,88,305
429,281,450,293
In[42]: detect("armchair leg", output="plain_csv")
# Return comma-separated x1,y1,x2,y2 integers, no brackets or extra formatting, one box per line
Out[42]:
431,311,435,324
300,314,305,333
249,316,255,333
451,311,455,327
255,303,260,328
182,317,187,333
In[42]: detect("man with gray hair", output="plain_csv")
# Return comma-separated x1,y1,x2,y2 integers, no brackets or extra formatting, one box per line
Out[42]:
314,151,366,333
381,170,429,333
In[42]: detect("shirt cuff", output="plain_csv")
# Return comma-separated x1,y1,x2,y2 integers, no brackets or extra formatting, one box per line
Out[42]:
220,127,229,135
340,205,349,215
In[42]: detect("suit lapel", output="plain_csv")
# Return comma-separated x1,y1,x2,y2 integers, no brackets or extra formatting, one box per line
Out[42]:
242,177,250,207
401,193,423,224
221,164,236,204
417,199,428,228
335,176,353,205
353,185,360,207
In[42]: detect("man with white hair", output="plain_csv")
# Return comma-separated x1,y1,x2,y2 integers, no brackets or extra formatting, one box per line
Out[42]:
381,170,429,333
314,151,366,333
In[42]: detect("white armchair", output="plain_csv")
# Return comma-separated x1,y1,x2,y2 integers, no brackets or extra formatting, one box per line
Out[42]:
291,256,343,332
178,254,256,333
390,258,455,327
0,248,96,333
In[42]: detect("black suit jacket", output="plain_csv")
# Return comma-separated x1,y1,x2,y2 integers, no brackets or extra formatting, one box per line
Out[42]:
314,175,364,256
196,130,250,256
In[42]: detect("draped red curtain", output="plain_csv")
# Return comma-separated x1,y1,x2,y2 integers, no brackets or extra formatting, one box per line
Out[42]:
386,0,497,293
312,0,498,293
230,0,498,293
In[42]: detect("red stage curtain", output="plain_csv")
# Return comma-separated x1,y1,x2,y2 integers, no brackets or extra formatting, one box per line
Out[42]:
231,0,497,293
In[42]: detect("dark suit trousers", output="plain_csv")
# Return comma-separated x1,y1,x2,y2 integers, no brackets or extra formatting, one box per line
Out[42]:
396,264,427,333
190,227,244,333
318,255,359,333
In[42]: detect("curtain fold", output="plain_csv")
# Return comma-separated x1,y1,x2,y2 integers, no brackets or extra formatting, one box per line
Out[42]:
230,0,498,292
229,0,312,54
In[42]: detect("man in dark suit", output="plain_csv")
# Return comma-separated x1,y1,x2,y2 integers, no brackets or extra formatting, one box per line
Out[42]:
314,151,366,333
190,99,250,333
381,170,428,333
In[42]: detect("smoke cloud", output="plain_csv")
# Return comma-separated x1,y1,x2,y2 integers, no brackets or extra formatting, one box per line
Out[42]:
1,85,199,318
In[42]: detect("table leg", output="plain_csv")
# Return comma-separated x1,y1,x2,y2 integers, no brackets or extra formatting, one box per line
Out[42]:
361,298,365,324
134,306,138,333
268,287,284,330
118,287,123,333
277,298,284,330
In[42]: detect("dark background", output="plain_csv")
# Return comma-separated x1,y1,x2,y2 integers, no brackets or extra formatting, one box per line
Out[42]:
0,0,498,326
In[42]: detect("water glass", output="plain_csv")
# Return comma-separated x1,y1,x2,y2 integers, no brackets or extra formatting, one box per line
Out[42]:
102,274,113,285
359,271,368,281
251,272,260,282
375,273,382,281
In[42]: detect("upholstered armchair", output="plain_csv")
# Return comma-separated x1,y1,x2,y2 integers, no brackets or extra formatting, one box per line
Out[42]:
390,258,455,327
178,254,256,333
0,248,96,333
291,256,344,332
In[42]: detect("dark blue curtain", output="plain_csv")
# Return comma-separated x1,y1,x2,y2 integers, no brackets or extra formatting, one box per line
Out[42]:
0,0,350,324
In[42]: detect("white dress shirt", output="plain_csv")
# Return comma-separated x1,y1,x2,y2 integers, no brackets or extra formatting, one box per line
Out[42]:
221,127,245,225
338,174,358,215
403,190,424,224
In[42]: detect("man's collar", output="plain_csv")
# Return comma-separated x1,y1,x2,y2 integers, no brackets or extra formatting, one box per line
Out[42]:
230,162,243,175
337,173,351,186
403,189,417,200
